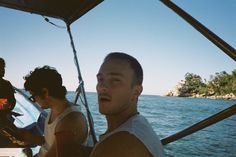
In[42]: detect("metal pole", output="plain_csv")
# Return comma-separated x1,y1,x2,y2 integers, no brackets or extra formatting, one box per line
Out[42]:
66,24,97,144
160,0,236,61
161,104,236,145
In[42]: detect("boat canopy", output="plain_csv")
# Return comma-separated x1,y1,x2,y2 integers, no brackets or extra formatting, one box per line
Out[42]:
0,0,103,25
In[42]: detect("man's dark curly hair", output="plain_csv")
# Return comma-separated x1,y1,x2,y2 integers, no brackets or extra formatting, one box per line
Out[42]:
24,65,67,99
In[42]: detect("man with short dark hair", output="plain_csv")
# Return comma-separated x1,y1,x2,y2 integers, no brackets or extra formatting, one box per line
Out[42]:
90,52,164,157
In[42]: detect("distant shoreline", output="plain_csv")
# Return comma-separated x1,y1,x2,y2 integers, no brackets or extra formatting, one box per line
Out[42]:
165,94,236,100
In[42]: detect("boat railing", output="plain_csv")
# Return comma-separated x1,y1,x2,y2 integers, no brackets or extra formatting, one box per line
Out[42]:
161,103,236,145
160,0,236,61
159,0,236,145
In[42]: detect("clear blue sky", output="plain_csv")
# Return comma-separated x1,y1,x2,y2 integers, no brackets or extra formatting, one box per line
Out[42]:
0,0,235,95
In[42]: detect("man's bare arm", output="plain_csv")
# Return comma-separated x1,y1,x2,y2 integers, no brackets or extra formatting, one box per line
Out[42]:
17,128,45,146
90,131,153,157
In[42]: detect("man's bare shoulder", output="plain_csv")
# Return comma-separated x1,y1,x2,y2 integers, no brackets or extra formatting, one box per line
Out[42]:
56,111,87,128
55,111,88,142
90,131,152,157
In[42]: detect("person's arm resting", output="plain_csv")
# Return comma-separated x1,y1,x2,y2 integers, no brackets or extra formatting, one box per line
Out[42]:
18,128,45,146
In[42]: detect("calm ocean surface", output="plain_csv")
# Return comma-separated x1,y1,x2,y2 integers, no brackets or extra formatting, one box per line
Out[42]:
67,92,236,157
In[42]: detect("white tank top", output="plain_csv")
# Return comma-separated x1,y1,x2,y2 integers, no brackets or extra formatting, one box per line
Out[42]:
94,114,165,157
37,105,81,157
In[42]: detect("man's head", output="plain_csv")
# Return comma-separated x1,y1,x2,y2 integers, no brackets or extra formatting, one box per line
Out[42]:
24,66,67,108
96,52,143,116
0,58,6,78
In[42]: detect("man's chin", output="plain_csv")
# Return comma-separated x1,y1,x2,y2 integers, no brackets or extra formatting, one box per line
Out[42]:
99,108,109,115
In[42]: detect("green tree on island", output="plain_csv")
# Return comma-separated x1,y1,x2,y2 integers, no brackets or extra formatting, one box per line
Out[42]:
178,70,236,98
179,73,206,96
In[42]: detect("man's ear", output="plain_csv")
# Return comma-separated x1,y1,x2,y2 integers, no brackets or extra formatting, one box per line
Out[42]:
134,85,143,96
41,88,49,98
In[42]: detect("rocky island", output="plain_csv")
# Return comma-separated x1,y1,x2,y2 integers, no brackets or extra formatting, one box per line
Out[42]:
166,70,236,100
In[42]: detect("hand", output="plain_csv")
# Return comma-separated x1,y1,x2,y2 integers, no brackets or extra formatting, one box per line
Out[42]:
0,99,8,110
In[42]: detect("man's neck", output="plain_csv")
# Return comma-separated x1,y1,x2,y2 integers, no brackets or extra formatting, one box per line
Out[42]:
49,99,69,123
105,110,138,133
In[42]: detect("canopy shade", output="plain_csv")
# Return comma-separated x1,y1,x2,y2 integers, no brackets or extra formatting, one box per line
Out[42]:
0,0,103,25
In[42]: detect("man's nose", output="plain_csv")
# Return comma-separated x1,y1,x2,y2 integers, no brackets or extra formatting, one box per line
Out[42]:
96,81,108,92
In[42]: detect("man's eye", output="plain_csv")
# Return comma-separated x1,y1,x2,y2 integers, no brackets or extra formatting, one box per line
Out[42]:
97,78,103,82
112,79,120,83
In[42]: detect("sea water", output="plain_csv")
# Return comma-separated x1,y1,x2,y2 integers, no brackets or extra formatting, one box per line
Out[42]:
67,92,236,157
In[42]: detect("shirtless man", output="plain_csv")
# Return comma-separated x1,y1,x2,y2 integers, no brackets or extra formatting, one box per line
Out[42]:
0,57,16,110
0,58,17,147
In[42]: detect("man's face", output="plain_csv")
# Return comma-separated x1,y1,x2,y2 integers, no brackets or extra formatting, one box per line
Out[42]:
29,91,49,109
96,59,140,116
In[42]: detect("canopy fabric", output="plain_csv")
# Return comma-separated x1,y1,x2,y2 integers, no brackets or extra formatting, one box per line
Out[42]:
0,0,103,25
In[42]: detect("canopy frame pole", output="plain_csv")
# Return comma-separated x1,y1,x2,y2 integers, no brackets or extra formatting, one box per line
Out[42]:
161,104,236,145
160,0,236,61
66,23,97,144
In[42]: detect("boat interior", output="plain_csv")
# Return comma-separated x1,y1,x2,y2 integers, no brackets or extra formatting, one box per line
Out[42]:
0,0,235,156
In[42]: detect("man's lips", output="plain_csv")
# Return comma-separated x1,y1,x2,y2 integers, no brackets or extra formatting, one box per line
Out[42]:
98,94,111,103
